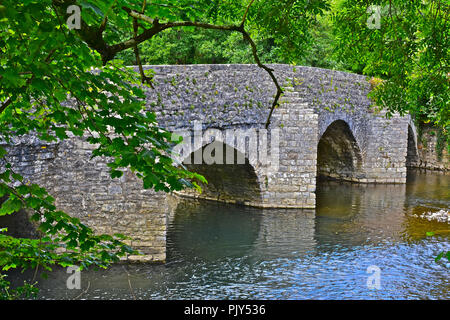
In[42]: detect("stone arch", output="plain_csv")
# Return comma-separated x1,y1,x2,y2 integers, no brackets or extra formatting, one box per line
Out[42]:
318,116,364,149
317,120,363,182
175,125,265,166
406,124,419,168
178,140,263,206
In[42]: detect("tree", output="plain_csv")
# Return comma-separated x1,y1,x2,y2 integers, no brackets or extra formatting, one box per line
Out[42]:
333,0,449,146
116,27,281,65
334,0,449,263
0,0,329,298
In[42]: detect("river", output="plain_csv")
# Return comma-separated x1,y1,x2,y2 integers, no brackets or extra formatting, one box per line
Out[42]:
15,169,450,299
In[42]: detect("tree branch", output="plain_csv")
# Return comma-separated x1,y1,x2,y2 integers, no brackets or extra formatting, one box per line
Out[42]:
0,49,57,115
51,2,283,129
0,98,13,114
131,2,153,86
118,7,283,128
114,7,243,55
239,31,283,128
241,0,256,27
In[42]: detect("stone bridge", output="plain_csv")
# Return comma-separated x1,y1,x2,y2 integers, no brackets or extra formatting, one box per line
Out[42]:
1,64,418,262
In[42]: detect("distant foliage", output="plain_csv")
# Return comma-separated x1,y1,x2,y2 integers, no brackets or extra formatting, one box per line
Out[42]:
118,28,280,65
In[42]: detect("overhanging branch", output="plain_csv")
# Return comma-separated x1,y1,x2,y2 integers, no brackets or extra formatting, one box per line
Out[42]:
58,0,283,129
118,5,283,128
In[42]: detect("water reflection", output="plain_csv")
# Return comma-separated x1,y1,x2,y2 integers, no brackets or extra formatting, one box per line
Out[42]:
253,208,316,259
169,199,317,261
402,169,450,242
168,199,262,261
6,170,450,299
405,169,450,209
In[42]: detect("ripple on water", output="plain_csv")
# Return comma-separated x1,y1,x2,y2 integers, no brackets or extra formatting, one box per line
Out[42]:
16,170,450,299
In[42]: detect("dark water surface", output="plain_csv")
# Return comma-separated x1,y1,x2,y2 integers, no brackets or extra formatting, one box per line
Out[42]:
16,170,450,299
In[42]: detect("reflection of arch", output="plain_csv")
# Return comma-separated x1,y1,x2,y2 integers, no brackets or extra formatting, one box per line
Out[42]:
168,198,262,261
314,181,407,248
180,141,262,205
317,120,362,182
406,125,419,168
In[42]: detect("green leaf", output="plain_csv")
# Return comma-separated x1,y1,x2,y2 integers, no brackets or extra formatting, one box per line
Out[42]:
11,173,23,182
435,252,444,262
54,127,68,140
0,147,7,158
0,197,22,216
110,170,123,179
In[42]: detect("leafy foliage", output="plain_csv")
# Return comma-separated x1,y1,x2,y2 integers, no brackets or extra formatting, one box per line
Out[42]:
333,0,449,144
0,0,210,299
0,0,330,298
2,0,446,299
117,28,280,65
115,0,334,66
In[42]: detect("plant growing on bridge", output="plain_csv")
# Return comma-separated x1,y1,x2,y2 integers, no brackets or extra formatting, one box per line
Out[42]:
0,0,329,298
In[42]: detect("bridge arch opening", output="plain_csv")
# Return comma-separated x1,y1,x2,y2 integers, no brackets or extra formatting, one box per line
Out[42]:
179,140,262,205
317,120,362,182
406,125,419,168
167,140,263,261
0,196,39,239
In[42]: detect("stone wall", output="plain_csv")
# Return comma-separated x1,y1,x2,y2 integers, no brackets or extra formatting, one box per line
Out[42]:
1,135,168,263
266,96,318,208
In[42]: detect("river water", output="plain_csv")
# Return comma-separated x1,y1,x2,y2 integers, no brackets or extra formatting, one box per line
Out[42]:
20,170,450,299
